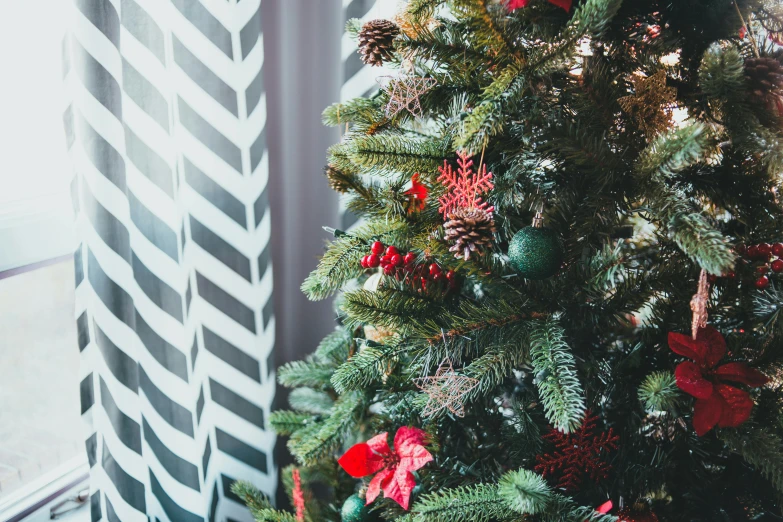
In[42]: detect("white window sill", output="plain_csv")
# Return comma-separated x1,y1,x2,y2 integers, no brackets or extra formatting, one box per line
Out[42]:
0,458,88,522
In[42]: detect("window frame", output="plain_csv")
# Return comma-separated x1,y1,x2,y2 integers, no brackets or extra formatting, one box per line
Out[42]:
0,249,86,521
0,192,76,273
0,456,88,522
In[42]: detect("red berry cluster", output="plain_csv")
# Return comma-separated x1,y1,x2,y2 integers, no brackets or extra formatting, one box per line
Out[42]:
360,241,457,290
737,242,783,290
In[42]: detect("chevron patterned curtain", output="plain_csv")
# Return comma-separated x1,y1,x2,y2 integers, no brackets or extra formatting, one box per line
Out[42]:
63,0,274,520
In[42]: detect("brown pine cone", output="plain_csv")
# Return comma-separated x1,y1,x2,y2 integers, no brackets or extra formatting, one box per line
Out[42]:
444,208,496,261
324,164,350,194
744,55,783,101
358,19,400,67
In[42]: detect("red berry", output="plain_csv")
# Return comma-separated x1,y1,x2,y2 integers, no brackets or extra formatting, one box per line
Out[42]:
361,256,369,268
758,243,772,256
772,259,783,273
773,243,783,257
420,277,427,288
383,264,395,275
747,245,760,259
391,254,403,267
368,254,381,268
385,245,399,256
708,274,718,283
445,270,456,281
757,265,769,275
404,252,416,265
371,241,384,255
429,263,441,276
404,263,415,273
381,255,392,265
755,275,770,289
432,272,444,282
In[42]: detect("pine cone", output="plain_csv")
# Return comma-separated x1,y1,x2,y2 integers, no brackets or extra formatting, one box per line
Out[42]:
744,56,783,102
358,19,400,67
324,164,350,194
444,208,495,261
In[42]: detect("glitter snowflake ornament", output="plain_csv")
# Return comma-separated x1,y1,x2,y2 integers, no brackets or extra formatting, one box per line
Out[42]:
414,358,479,417
534,412,619,491
379,76,437,118
438,151,496,260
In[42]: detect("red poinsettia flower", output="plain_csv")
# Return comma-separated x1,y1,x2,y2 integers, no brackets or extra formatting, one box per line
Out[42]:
403,174,428,213
338,426,433,510
506,0,572,12
669,326,769,436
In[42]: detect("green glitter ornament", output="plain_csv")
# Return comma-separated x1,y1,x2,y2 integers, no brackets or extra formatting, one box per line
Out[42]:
341,494,371,522
508,212,564,280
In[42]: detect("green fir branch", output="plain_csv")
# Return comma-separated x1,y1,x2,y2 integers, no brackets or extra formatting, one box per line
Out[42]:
269,410,313,436
278,360,335,390
288,388,334,415
638,371,681,412
331,341,400,394
231,481,298,522
314,328,353,365
287,391,365,466
405,482,512,522
637,124,735,275
528,319,586,433
497,468,551,515
333,134,451,176
342,288,444,332
721,426,783,495
301,220,409,301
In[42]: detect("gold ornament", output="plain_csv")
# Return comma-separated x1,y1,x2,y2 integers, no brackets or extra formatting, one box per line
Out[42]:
618,70,677,137
414,358,478,418
378,76,437,118
690,269,709,340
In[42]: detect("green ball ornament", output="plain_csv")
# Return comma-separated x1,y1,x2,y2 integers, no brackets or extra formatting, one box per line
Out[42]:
508,217,564,280
341,494,371,522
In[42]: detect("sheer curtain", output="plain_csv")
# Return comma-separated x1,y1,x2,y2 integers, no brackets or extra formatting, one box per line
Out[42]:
63,0,392,520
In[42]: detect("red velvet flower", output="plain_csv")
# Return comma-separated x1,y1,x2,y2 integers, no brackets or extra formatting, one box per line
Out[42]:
506,0,572,12
669,326,769,436
338,426,433,510
404,174,428,213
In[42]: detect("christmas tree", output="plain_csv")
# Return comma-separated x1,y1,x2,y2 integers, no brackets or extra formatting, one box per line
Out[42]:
234,0,783,520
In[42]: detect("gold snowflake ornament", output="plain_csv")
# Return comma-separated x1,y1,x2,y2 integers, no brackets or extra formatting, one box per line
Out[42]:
378,76,437,118
414,358,478,418
618,70,677,138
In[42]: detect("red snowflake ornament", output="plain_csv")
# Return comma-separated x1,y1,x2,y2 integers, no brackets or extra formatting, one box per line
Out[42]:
534,413,619,492
506,0,572,12
338,426,433,510
404,173,428,213
669,326,769,436
437,151,494,217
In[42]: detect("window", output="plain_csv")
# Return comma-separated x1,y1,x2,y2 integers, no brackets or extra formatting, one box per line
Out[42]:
0,0,87,520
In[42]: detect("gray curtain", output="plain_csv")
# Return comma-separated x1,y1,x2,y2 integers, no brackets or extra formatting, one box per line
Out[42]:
63,0,388,520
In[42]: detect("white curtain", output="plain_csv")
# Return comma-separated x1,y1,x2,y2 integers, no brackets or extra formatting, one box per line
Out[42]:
64,1,278,520
63,0,399,519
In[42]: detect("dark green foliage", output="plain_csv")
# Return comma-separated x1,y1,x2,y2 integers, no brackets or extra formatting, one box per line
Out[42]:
243,1,783,521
